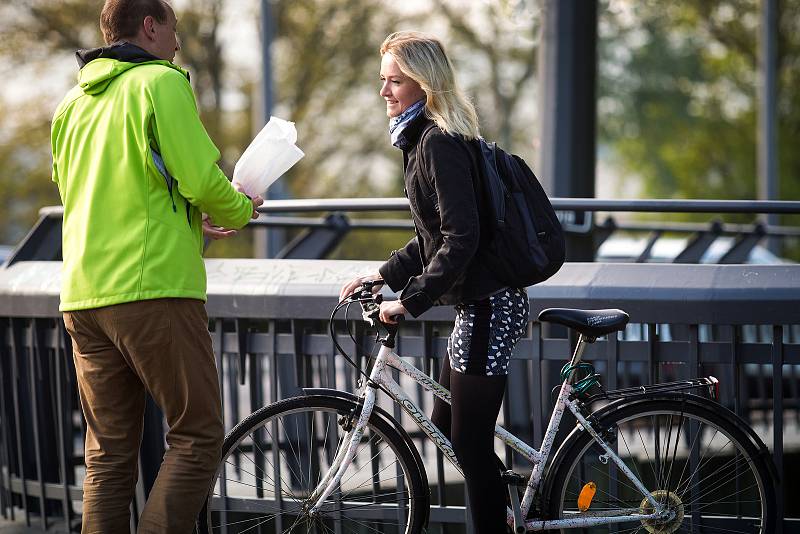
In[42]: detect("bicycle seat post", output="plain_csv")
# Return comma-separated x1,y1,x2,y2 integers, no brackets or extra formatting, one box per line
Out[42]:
565,334,590,381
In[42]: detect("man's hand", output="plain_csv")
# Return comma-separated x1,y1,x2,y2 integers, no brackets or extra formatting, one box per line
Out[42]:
233,182,264,219
202,215,237,240
249,194,264,219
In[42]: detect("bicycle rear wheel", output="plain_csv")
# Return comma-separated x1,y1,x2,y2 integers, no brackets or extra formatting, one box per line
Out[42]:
198,394,428,534
546,395,775,534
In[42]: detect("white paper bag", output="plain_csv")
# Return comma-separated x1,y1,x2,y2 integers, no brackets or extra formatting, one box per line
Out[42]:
233,116,305,197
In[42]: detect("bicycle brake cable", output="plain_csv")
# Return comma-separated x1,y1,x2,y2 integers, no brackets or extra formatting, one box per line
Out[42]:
329,298,369,381
329,296,390,396
343,301,381,376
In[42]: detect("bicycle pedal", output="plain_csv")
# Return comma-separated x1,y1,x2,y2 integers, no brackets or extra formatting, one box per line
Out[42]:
501,470,527,487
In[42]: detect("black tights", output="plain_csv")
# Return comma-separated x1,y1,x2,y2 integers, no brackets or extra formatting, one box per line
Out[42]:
431,358,508,533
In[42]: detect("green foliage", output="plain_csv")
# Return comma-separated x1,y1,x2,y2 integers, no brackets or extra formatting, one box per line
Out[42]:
0,101,61,245
267,0,413,203
0,1,103,60
598,0,799,235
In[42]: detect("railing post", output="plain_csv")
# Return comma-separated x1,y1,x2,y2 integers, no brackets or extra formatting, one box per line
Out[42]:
10,319,30,525
772,325,784,534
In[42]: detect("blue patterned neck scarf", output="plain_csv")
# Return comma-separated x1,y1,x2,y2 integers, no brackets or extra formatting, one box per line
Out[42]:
389,99,426,149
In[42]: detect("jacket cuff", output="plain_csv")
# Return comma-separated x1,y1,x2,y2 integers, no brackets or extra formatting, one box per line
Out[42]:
400,291,434,318
379,253,410,293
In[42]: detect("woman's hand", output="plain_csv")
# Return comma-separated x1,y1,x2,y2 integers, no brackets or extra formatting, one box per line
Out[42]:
338,273,383,302
379,300,406,324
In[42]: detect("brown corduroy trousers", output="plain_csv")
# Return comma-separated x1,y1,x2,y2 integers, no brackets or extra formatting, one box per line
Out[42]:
63,298,224,534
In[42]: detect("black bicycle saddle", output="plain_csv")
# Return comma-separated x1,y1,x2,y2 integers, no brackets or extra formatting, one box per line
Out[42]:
537,308,630,339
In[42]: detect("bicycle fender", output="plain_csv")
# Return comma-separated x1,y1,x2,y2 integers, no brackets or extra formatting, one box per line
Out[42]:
301,387,432,525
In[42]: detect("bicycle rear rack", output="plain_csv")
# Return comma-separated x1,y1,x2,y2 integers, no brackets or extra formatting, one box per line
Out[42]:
583,376,720,404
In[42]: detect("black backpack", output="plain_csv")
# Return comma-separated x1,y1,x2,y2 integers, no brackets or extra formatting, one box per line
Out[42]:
476,140,565,288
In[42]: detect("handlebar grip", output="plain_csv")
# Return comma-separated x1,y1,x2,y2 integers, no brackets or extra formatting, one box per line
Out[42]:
389,314,405,324
362,279,385,290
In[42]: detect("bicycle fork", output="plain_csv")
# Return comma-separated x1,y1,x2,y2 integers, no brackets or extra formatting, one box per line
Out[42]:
306,358,384,514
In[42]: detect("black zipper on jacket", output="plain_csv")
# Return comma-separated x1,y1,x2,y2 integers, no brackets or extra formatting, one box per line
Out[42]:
151,148,191,224
167,178,177,212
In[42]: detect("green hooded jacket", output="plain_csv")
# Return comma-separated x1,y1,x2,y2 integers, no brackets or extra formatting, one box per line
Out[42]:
51,48,253,311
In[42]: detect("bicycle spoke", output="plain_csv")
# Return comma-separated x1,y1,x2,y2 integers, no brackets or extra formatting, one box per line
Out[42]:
635,425,660,487
675,441,736,495
211,512,282,529
663,409,684,499
236,513,281,534
683,478,760,510
678,523,760,534
615,524,645,534
345,472,408,496
675,446,742,498
336,490,414,507
339,439,390,489
670,417,709,494
250,424,304,496
277,416,312,487
562,461,649,509
657,412,673,489
235,432,304,501
617,428,647,494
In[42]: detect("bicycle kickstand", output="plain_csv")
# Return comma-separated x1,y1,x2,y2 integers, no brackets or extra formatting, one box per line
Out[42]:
502,470,527,533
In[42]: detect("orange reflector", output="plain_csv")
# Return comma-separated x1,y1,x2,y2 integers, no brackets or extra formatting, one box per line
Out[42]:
577,482,597,512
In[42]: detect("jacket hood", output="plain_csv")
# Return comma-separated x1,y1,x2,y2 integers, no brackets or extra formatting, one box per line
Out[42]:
75,42,188,95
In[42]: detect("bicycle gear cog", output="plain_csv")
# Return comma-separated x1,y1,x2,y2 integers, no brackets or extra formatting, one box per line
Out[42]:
639,490,684,534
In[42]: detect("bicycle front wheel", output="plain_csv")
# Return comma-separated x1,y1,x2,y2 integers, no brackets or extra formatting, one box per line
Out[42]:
198,394,428,534
546,395,775,534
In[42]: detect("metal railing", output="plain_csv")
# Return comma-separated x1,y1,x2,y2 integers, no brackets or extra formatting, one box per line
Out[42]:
6,198,800,267
1,258,799,532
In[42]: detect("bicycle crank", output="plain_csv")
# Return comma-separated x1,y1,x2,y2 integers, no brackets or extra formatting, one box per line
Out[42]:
639,490,684,534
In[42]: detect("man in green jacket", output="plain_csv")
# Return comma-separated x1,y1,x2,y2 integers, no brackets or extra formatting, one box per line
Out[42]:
51,1,262,532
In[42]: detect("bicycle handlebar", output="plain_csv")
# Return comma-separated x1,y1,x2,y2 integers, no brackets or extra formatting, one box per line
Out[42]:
351,281,404,327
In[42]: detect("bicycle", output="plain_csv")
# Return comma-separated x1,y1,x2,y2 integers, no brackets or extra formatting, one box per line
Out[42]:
199,281,778,533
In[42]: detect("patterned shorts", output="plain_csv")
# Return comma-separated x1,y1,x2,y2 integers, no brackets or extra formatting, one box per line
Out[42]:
447,287,529,376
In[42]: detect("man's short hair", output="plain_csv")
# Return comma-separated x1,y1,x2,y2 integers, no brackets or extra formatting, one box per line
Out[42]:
100,0,170,45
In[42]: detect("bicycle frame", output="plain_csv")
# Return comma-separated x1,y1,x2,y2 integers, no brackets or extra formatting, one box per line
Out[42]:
308,334,665,531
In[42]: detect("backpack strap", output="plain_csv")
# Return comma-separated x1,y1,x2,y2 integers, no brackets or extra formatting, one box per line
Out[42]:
478,139,508,227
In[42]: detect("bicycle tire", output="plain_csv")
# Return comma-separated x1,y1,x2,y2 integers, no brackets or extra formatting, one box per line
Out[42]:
198,394,429,534
545,394,776,534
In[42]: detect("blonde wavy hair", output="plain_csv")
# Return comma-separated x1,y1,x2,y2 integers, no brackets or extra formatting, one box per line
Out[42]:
380,31,480,140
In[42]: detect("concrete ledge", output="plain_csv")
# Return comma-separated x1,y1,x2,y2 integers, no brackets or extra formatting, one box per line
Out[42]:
1,260,799,324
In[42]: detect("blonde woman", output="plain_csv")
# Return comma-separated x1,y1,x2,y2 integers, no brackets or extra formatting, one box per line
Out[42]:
340,31,529,533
